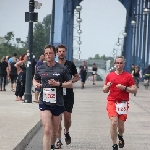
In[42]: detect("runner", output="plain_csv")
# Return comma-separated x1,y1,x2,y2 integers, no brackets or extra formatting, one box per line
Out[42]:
55,44,79,149
103,56,137,150
33,45,72,150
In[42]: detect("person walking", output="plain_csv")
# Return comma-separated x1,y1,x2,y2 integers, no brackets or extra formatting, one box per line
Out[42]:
131,65,142,88
79,61,88,89
9,57,18,92
92,63,98,85
103,56,137,150
14,54,27,101
33,45,72,150
55,44,79,148
0,56,9,91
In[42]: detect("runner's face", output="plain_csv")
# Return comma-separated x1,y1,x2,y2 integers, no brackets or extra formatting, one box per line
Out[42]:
44,48,55,62
57,48,66,59
114,58,125,71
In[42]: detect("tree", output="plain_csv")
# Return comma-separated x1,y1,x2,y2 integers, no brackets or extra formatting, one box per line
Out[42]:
4,32,14,46
33,14,51,57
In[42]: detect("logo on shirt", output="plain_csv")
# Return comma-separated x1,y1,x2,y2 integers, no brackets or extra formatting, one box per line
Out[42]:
53,72,60,76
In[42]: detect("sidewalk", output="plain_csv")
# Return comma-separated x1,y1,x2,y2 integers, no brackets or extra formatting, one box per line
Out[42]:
25,81,150,150
0,85,41,150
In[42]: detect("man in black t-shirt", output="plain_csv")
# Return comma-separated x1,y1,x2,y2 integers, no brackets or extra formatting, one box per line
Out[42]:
55,44,79,148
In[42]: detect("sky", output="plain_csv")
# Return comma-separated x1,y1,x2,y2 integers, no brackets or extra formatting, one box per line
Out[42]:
0,0,126,59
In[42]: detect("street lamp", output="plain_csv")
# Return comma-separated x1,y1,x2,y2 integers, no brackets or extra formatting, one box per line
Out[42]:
143,8,150,14
24,0,42,103
76,5,82,12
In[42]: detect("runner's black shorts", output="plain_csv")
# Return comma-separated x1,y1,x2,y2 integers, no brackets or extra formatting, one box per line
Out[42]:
64,93,74,113
39,103,65,116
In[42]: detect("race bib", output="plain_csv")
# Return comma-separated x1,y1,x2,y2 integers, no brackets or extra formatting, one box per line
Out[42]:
116,101,127,115
63,88,66,95
93,71,96,74
43,88,56,103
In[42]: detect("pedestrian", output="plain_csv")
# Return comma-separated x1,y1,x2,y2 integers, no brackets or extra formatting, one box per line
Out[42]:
0,56,9,91
33,45,72,150
9,57,18,92
55,44,79,148
33,53,44,103
131,65,142,88
14,54,27,101
103,56,137,150
130,64,135,73
79,61,88,89
92,63,98,85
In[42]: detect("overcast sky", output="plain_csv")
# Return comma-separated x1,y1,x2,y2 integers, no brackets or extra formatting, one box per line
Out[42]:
0,0,126,59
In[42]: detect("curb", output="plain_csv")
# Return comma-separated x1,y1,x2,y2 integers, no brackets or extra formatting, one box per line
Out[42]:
13,120,42,150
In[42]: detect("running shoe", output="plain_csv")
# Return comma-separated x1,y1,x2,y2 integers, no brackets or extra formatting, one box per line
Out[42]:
55,140,63,149
118,134,124,148
51,145,55,150
112,144,118,150
64,132,71,145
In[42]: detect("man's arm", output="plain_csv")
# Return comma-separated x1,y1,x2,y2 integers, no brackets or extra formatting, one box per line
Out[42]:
103,82,112,93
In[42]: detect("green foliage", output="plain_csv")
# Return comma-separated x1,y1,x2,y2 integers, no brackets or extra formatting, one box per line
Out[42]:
0,14,51,60
33,14,51,58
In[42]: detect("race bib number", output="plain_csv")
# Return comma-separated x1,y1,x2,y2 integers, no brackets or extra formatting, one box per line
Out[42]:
63,88,66,95
43,88,56,103
116,101,127,115
93,71,96,74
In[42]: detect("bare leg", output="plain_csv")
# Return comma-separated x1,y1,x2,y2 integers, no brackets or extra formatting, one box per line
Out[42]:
118,119,124,136
64,111,71,131
110,116,118,145
51,114,62,145
40,110,52,150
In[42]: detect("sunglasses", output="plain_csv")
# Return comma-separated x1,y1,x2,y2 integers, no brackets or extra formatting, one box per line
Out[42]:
115,62,123,64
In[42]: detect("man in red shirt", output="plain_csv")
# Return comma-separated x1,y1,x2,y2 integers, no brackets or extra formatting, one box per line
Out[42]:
103,56,137,150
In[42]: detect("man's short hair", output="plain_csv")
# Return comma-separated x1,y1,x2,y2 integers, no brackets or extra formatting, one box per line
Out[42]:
44,45,56,55
115,56,125,62
55,44,67,52
13,53,17,57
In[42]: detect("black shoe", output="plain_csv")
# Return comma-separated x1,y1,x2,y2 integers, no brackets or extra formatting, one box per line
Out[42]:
64,132,71,145
55,140,63,149
51,145,55,150
112,144,118,150
118,134,124,148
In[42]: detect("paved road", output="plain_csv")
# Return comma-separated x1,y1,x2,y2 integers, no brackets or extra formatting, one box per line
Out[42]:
25,81,150,150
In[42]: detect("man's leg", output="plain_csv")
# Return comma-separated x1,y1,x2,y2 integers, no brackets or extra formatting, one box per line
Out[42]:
64,111,71,131
64,111,72,145
51,114,62,148
117,119,125,148
40,110,52,150
110,116,118,145
55,119,63,149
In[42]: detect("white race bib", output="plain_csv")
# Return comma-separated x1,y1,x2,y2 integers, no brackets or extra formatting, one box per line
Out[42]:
43,88,56,103
63,88,66,95
116,101,128,115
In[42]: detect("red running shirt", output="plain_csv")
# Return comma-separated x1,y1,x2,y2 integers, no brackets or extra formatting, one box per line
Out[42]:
105,71,135,101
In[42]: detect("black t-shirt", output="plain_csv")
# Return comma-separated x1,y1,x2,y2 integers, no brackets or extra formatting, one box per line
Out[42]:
10,62,17,76
64,60,77,100
0,61,8,76
35,62,71,106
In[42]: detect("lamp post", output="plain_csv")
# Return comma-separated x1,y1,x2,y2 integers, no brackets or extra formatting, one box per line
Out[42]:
24,0,42,103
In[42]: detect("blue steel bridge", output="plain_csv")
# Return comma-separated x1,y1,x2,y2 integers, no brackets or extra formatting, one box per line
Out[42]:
50,0,150,72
